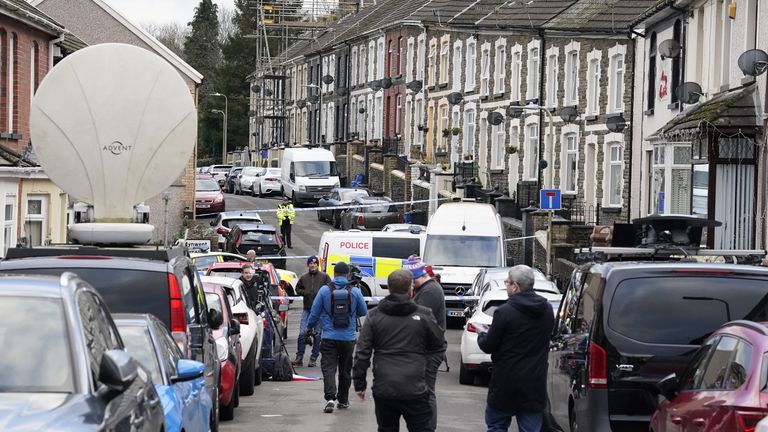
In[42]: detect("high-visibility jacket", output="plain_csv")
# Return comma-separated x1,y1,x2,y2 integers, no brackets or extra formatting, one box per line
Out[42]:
277,203,295,224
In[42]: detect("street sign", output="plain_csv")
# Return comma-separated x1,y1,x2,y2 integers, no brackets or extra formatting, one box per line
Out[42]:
181,239,211,253
540,189,562,211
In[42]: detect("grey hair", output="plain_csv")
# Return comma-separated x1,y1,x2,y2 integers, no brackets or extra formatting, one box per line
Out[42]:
508,265,535,292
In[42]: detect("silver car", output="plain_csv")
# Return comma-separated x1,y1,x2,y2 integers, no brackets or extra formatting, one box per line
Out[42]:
236,166,263,195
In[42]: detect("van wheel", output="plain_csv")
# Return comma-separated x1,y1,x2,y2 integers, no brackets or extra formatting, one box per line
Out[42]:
292,193,298,207
459,358,475,385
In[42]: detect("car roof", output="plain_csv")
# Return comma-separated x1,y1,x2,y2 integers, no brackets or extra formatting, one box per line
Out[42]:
595,261,768,276
208,261,273,271
0,273,75,298
112,313,152,326
0,255,169,271
234,223,276,231
201,275,242,287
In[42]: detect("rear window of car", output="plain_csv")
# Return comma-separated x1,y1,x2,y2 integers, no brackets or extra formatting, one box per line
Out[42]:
372,237,421,260
242,167,261,176
6,267,171,326
483,300,506,316
608,276,768,345
243,232,276,243
362,202,395,213
340,190,369,201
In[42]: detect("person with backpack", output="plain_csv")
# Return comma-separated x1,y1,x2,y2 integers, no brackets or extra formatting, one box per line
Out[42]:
307,262,368,413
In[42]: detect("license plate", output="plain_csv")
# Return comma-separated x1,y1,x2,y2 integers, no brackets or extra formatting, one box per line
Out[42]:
196,204,210,208
447,310,465,317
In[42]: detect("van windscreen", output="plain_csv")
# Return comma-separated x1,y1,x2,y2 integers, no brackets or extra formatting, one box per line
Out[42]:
372,238,421,260
295,161,337,177
423,235,500,267
609,276,768,345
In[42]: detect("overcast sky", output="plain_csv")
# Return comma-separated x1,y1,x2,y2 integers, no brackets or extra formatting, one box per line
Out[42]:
105,0,236,26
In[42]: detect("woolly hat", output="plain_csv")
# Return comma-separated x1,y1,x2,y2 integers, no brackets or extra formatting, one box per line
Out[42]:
403,255,427,279
307,255,319,265
334,262,350,275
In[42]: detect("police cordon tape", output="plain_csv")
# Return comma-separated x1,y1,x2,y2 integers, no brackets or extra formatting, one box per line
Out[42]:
269,295,481,301
254,196,452,214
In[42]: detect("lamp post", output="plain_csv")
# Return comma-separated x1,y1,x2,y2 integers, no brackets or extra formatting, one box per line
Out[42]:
211,109,226,163
306,84,322,145
209,93,228,163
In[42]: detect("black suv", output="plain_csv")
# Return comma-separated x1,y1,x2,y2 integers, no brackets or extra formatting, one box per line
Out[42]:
546,261,768,432
0,246,223,426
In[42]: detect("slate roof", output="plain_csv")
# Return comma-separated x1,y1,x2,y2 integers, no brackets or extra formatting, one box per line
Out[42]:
543,0,657,32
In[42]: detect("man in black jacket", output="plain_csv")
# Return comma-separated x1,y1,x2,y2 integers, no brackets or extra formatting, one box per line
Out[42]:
293,256,332,367
352,269,444,432
477,265,554,432
239,264,261,309
404,255,445,432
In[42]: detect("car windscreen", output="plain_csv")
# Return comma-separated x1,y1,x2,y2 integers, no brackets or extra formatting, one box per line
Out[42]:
372,237,421,260
242,167,261,176
423,235,501,267
608,276,768,345
340,190,369,201
0,297,74,393
295,160,338,177
4,268,171,326
482,299,506,316
118,325,162,384
223,218,261,228
196,179,220,191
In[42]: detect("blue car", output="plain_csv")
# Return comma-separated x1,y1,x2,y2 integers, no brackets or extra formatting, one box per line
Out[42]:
115,314,213,432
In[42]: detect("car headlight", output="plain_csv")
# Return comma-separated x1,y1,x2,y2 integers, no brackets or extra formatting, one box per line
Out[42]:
298,184,306,192
216,338,228,362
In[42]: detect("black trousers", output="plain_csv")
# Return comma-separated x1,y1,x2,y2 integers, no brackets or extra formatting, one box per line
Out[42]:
374,394,432,432
320,339,355,403
280,219,292,247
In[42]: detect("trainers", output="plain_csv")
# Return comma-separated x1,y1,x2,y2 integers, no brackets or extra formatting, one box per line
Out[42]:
337,401,349,409
324,400,336,413
291,357,303,367
308,358,317,367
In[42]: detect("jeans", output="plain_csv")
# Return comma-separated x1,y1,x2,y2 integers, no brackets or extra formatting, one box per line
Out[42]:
320,339,356,403
296,310,321,360
374,395,431,432
424,354,442,431
485,405,542,432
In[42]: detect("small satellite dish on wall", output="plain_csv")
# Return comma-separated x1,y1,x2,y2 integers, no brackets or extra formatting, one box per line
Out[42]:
675,81,704,105
658,39,681,59
488,111,504,126
30,43,197,244
737,49,768,77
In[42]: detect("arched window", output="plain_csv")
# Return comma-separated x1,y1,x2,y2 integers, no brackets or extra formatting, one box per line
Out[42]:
647,32,657,111
671,20,682,104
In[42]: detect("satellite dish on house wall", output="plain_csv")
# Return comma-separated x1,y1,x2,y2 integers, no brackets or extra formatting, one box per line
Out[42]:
488,111,504,126
30,43,196,243
675,81,704,105
658,39,681,59
737,49,768,77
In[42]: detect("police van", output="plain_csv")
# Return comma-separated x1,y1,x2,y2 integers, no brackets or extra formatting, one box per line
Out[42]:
318,230,426,300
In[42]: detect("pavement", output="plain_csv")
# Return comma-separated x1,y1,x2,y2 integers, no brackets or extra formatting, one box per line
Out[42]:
210,192,500,431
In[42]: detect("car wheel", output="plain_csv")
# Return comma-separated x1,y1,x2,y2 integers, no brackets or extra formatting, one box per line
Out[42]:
239,359,255,396
220,385,235,421
569,407,578,432
234,379,240,408
254,364,263,386
258,184,263,198
209,409,219,432
332,212,340,229
251,185,256,197
459,358,475,385
210,388,220,431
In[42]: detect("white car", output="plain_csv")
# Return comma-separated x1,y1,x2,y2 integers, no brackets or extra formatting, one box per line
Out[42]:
201,275,264,392
381,224,426,233
236,166,263,195
255,168,282,197
209,164,232,185
209,211,263,250
756,416,768,432
459,278,561,385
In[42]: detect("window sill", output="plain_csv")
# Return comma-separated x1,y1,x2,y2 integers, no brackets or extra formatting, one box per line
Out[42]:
493,92,506,100
0,132,21,140
525,98,539,105
489,169,504,174
427,85,436,91
643,108,654,116
601,206,622,213
480,95,489,101
438,83,448,89
584,114,597,121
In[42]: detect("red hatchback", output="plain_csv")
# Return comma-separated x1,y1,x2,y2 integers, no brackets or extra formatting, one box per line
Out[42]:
204,283,242,421
196,176,225,215
652,320,768,432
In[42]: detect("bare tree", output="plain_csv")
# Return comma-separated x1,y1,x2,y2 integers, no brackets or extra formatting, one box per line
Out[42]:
218,7,236,44
144,22,190,58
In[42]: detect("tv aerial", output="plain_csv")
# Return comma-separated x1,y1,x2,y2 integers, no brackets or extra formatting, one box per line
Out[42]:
30,43,197,244
675,82,704,105
738,49,768,77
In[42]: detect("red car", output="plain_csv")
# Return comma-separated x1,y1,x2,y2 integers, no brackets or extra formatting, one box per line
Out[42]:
203,283,242,421
196,176,225,215
652,320,768,432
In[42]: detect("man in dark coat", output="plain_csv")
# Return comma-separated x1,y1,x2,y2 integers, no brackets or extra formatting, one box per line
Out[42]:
352,269,444,432
293,255,332,367
404,255,446,432
477,265,554,432
239,264,262,309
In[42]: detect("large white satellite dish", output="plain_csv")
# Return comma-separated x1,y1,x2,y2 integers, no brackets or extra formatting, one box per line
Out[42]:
30,43,197,244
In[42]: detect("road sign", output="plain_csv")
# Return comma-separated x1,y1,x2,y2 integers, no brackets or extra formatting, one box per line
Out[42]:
540,189,562,211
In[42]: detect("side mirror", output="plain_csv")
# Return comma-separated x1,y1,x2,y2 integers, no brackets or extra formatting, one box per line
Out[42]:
216,226,231,235
171,359,205,383
99,350,139,393
230,319,241,335
208,308,224,329
656,373,680,401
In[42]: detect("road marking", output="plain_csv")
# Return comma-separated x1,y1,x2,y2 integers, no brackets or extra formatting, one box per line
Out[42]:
261,414,283,417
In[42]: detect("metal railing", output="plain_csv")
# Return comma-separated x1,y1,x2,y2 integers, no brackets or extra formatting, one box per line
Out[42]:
558,198,600,226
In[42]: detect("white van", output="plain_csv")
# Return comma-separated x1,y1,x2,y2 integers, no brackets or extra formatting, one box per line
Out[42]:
422,202,506,321
281,147,340,205
318,230,426,300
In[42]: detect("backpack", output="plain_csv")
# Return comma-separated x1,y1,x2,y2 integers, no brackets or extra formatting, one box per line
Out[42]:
271,351,293,381
331,286,352,329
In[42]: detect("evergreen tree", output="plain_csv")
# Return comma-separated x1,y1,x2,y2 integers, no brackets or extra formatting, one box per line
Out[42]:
184,0,221,160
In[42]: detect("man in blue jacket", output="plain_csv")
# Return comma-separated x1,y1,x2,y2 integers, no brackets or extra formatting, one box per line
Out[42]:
307,261,368,413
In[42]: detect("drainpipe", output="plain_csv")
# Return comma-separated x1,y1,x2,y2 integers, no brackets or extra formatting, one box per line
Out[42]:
537,29,546,194
627,35,636,223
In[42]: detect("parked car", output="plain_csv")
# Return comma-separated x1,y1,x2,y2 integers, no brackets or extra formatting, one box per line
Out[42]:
192,251,248,274
219,223,286,269
459,277,560,385
0,273,164,431
203,284,242,421
115,313,214,432
236,166,262,195
651,320,768,432
340,196,403,231
546,261,768,432
317,187,370,227
254,167,282,197
381,223,426,233
0,246,223,424
757,415,768,432
196,177,226,215
209,211,264,250
202,275,264,393
225,166,244,193
209,164,233,188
